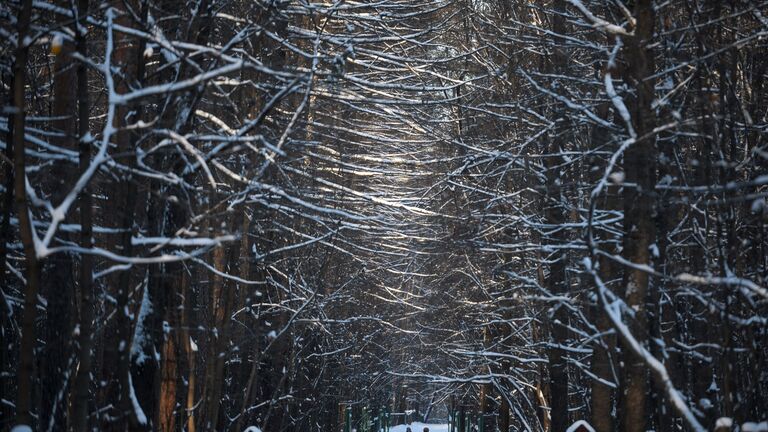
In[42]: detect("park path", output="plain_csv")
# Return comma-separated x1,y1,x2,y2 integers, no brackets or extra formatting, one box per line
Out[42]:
390,423,449,432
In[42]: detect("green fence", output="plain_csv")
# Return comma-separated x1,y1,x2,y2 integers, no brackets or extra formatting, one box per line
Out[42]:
448,411,487,432
343,406,391,432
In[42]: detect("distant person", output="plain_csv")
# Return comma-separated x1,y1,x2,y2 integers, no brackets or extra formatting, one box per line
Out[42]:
405,428,411,432
423,428,429,432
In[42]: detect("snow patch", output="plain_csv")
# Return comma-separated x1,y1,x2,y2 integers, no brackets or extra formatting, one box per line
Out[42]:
128,373,148,425
567,420,596,432
715,417,733,430
243,427,262,432
11,426,33,432
742,422,768,432
649,243,660,259
131,286,153,365
390,423,448,432
609,171,625,184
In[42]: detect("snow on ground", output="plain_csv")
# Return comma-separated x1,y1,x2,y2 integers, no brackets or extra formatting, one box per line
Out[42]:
390,423,449,432
743,422,768,432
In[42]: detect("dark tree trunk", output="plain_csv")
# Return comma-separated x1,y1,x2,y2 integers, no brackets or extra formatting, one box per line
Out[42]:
99,2,144,429
0,66,15,432
590,102,616,432
69,0,94,428
620,2,656,432
11,0,40,426
40,7,79,427
545,2,570,431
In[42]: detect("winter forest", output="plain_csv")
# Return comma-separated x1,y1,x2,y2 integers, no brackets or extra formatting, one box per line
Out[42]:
1,0,768,431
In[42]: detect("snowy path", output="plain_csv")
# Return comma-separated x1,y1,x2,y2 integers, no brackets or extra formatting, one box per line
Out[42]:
389,423,449,432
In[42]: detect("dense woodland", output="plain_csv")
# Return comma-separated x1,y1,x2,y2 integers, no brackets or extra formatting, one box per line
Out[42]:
1,0,768,431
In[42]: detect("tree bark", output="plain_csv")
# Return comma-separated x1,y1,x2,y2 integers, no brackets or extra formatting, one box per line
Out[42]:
0,64,15,432
545,2,570,430
590,101,616,432
41,5,79,428
620,2,656,432
12,0,40,426
99,1,145,428
69,0,94,427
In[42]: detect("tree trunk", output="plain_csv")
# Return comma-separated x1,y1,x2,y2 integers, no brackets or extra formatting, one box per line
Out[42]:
545,2,570,430
100,1,144,428
41,6,78,427
157,332,178,432
620,2,656,432
69,0,94,427
200,237,234,430
0,66,15,432
498,323,511,432
12,0,41,426
590,101,616,432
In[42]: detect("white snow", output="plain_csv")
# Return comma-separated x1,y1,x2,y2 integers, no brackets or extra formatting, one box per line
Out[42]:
608,171,625,184
127,373,148,425
567,420,596,432
566,0,633,36
751,198,765,214
742,422,768,432
715,417,733,430
131,285,153,365
243,427,262,432
390,423,448,432
11,426,33,432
